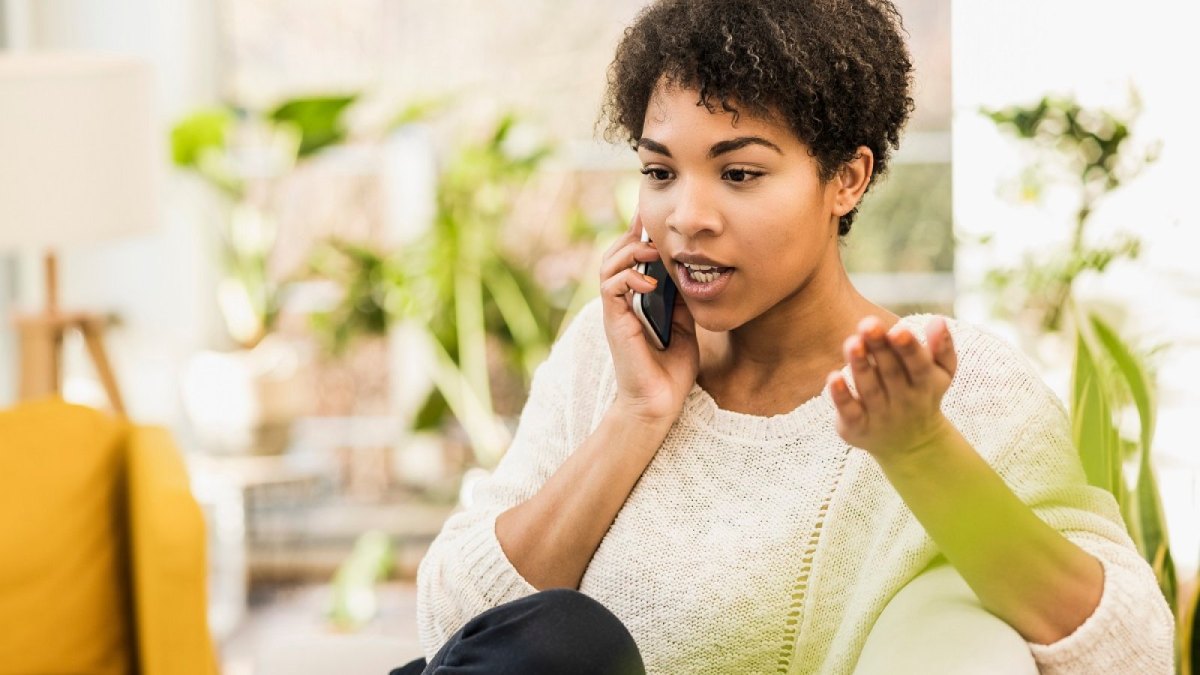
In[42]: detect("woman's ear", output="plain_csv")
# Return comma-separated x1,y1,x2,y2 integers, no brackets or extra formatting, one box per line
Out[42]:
832,146,875,218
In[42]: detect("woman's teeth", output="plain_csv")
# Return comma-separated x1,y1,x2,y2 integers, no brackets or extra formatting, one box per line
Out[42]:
682,262,724,283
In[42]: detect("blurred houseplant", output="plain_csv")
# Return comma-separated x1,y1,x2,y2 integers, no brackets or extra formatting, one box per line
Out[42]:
306,114,615,470
981,93,1158,335
1070,314,1177,626
984,94,1196,670
171,95,360,347
171,95,390,453
327,530,393,631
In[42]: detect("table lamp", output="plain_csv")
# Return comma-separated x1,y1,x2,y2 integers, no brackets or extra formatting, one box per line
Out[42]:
0,53,159,416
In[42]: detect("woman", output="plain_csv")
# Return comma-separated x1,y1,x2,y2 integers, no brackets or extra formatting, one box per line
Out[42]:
395,0,1174,672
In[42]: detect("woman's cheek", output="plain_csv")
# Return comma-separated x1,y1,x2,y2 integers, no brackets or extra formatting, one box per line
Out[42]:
636,188,670,236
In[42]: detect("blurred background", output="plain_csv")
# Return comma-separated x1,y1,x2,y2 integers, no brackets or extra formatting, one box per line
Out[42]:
0,0,1194,673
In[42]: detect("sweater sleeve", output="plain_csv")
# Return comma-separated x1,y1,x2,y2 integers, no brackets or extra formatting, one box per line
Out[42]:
992,391,1175,674
414,299,606,659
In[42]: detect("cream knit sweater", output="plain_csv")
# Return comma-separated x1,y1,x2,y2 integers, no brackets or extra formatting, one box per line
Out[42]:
416,299,1174,674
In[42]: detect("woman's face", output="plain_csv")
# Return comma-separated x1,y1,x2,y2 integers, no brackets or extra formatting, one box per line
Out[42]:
637,83,847,333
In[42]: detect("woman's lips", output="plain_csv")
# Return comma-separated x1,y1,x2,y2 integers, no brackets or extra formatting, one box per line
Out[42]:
674,261,734,300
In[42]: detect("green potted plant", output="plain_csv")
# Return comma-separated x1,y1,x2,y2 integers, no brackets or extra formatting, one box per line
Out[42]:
984,94,1196,669
172,94,380,454
981,93,1159,336
305,113,618,471
171,95,362,347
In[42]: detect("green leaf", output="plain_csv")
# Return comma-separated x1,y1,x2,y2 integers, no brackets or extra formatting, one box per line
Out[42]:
1089,314,1155,451
1071,332,1117,496
327,530,393,631
1088,314,1174,596
1137,465,1178,616
1183,582,1200,675
1081,314,1177,617
170,107,233,168
306,239,391,355
483,263,549,380
268,94,357,157
490,113,515,148
421,331,509,468
387,96,449,131
413,389,450,432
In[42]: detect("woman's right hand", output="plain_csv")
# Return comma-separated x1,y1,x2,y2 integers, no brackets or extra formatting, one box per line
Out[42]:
599,211,700,426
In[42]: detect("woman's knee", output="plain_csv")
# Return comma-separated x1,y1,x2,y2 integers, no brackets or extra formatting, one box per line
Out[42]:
454,588,644,674
514,589,643,673
525,588,624,626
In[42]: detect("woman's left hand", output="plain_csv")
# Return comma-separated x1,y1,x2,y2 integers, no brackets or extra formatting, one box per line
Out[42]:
826,316,958,461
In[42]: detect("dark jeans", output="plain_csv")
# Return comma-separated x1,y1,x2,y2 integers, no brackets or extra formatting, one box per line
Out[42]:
390,588,645,675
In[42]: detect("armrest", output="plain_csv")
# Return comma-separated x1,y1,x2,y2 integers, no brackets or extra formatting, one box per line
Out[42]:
853,561,1037,675
126,425,219,675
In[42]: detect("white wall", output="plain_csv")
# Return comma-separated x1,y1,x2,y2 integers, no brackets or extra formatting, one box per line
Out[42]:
954,0,1200,574
0,2,14,405
2,0,225,424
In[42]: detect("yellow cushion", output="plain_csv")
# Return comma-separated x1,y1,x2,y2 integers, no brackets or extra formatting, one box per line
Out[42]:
0,399,218,675
127,425,218,675
0,399,134,675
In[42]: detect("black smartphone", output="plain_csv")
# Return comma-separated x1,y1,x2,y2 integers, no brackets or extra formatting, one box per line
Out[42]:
631,228,678,350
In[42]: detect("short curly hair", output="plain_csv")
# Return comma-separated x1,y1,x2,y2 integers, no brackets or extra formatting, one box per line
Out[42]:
600,0,915,236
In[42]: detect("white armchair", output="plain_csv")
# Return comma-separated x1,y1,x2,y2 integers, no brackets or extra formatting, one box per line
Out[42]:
854,561,1038,674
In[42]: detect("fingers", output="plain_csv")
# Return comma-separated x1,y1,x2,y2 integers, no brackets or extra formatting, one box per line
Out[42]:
827,370,865,427
600,267,658,306
886,326,934,387
844,334,885,407
835,317,957,453
858,316,907,390
926,317,958,375
599,239,660,282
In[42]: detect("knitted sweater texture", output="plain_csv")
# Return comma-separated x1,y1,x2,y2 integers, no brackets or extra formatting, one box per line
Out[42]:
416,299,1174,673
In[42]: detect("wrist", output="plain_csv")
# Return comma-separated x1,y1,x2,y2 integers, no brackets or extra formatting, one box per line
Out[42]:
609,398,678,433
874,414,960,476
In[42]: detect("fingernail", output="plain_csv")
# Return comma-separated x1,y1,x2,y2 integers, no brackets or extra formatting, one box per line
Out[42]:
643,274,658,285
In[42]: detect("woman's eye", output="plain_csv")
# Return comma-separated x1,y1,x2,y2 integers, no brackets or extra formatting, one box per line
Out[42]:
723,168,764,183
639,167,672,181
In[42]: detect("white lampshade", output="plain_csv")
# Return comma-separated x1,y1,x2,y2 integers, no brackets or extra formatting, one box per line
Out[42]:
0,52,159,251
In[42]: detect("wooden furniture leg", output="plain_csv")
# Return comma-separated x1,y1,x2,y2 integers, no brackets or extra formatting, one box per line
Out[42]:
16,315,62,402
81,317,126,417
11,254,127,417
14,312,126,417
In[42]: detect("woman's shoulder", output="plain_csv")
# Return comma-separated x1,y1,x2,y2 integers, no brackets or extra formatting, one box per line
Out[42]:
897,313,1065,435
897,313,1047,387
550,297,608,363
533,297,615,399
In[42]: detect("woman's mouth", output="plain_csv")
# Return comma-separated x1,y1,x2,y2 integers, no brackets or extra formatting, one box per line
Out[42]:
675,261,734,300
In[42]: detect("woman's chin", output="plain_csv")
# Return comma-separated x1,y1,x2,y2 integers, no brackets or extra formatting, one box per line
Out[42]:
685,303,744,334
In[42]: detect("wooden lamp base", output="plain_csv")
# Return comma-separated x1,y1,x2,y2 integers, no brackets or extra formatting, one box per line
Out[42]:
13,252,126,417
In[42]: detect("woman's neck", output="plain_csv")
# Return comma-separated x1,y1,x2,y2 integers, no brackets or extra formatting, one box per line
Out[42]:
696,259,897,414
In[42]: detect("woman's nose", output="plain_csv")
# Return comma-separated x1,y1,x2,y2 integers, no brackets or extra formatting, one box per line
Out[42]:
664,178,723,238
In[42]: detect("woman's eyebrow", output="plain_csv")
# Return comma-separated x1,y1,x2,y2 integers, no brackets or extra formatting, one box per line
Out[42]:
636,138,672,157
635,136,783,159
708,136,783,158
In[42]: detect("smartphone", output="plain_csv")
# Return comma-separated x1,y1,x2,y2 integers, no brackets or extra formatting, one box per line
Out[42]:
631,227,678,350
